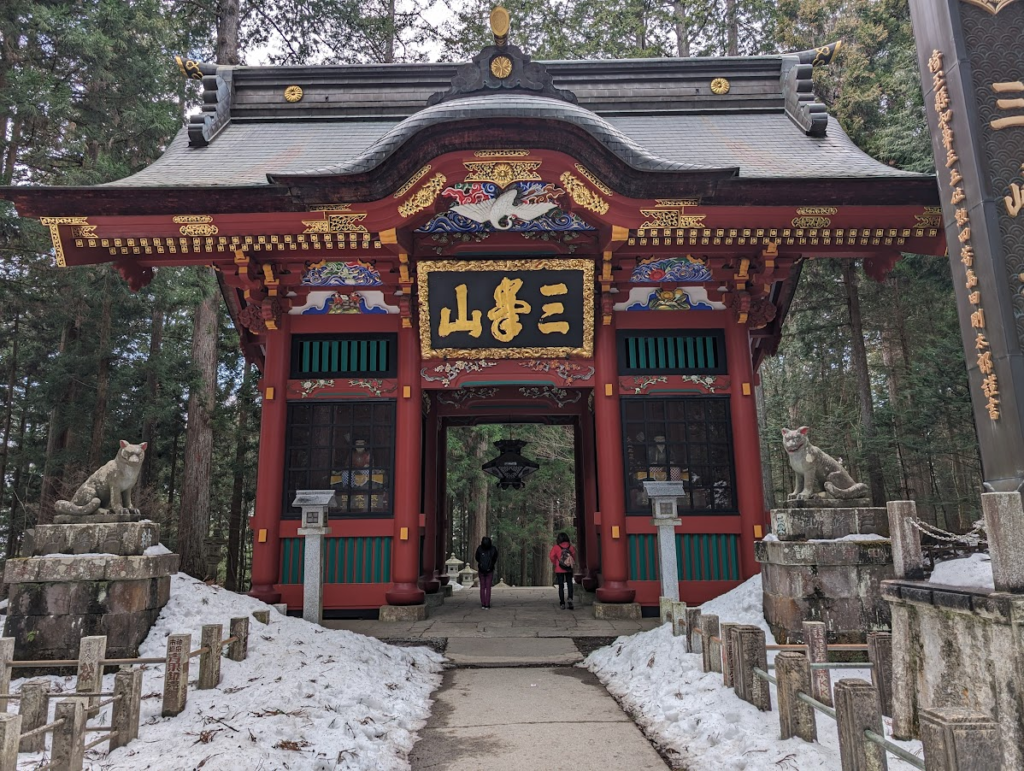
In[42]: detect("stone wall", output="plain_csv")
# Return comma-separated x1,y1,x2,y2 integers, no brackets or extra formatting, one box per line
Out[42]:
883,579,1024,770
3,522,177,660
756,507,894,644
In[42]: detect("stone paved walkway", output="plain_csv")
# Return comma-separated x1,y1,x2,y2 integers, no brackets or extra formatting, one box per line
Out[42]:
326,586,666,770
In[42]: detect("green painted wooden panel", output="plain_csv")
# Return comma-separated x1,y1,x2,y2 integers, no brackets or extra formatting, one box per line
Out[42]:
279,537,393,584
625,533,739,582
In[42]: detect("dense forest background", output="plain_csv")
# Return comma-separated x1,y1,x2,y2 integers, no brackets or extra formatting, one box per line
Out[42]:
0,0,980,590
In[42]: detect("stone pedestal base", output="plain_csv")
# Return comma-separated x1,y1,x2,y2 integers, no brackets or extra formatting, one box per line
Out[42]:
3,522,177,660
883,579,1024,769
425,591,445,609
757,506,893,644
593,601,642,620
443,584,453,598
379,603,428,622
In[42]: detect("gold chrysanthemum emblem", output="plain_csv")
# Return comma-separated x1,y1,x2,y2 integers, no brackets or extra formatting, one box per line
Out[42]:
284,85,304,102
710,78,730,95
490,56,513,79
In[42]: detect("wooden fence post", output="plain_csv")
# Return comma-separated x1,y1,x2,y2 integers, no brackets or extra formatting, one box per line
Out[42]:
111,668,143,750
685,608,702,653
736,625,771,711
867,632,893,717
659,597,673,624
18,679,50,752
199,624,222,689
699,614,720,673
803,620,833,708
228,617,249,662
161,633,191,717
51,698,86,771
76,635,107,712
0,713,21,770
834,679,888,771
721,623,738,687
776,651,817,742
0,639,13,702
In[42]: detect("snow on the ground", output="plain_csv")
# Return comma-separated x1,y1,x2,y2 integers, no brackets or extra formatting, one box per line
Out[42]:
7,571,444,771
584,576,924,770
810,533,889,542
449,581,463,592
929,553,994,590
699,572,776,644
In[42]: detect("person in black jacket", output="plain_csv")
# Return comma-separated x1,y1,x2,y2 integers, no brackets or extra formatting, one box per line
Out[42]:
475,536,498,609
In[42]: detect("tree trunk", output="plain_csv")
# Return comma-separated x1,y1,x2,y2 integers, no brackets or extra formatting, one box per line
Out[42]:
225,363,251,591
470,434,489,553
0,315,18,551
6,402,28,560
215,0,241,65
726,0,739,56
88,287,113,468
140,307,163,489
672,1,691,57
39,316,82,523
176,280,219,578
840,261,886,505
755,382,776,510
384,0,396,63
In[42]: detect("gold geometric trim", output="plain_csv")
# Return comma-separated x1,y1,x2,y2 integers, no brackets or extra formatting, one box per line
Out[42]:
394,165,432,198
639,209,707,230
307,203,352,212
559,171,609,215
172,215,214,224
416,258,595,360
179,224,219,237
961,0,1017,14
464,160,542,187
655,198,701,207
791,216,831,229
473,149,530,158
398,173,447,218
573,164,612,195
39,217,89,268
795,206,837,216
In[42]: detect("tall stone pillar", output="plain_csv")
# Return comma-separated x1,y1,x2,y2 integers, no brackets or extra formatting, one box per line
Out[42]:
726,317,766,578
386,325,425,606
593,316,634,603
249,314,291,604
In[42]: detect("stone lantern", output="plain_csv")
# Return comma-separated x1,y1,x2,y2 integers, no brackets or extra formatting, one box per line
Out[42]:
445,553,463,581
293,490,337,624
458,562,478,587
643,481,684,602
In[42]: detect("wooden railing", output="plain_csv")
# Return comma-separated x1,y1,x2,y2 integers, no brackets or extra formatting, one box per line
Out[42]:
0,611,263,771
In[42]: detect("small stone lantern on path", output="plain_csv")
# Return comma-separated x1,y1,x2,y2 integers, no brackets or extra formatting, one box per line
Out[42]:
643,481,684,602
293,490,337,624
458,562,478,587
445,553,463,581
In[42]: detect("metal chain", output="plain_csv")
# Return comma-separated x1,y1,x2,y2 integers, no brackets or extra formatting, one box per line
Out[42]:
908,517,987,546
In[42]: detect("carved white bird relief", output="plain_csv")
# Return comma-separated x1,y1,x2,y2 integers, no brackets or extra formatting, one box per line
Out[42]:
450,188,559,230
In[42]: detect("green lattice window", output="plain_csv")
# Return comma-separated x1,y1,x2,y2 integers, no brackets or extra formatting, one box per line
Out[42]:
617,331,726,375
291,334,396,378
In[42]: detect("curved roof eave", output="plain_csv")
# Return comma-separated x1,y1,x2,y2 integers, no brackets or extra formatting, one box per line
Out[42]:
267,93,740,184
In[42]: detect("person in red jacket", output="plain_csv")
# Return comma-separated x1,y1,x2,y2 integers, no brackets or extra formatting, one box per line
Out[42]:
549,532,577,610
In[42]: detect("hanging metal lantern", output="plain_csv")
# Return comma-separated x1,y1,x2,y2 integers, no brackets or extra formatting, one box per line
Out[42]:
481,439,539,490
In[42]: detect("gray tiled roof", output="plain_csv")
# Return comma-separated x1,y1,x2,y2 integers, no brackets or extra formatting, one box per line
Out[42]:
106,104,918,188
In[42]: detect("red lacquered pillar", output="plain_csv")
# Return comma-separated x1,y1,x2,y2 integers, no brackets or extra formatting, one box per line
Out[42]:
249,314,291,604
436,423,450,586
593,317,635,603
579,411,600,591
421,397,440,593
725,317,767,578
386,325,426,605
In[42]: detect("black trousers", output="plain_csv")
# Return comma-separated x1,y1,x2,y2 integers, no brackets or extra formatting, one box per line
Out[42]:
557,572,574,604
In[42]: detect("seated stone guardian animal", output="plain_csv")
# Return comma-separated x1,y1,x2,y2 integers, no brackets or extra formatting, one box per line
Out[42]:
781,427,869,500
54,441,147,519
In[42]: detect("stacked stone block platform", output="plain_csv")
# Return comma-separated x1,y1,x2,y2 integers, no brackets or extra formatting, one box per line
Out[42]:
755,505,894,644
3,521,177,660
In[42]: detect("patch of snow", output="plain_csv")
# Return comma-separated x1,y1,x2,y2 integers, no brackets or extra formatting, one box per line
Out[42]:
584,576,924,770
699,573,776,645
8,573,444,770
810,533,889,543
929,553,994,590
449,581,464,592
38,552,115,559
761,533,779,542
143,543,172,556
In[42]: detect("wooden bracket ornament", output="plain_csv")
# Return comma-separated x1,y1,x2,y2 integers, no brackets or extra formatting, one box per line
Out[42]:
726,290,752,325
863,253,899,283
114,260,154,292
600,289,615,326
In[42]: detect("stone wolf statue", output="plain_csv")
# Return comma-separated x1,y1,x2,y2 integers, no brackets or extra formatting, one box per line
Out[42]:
54,440,147,517
781,427,869,500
